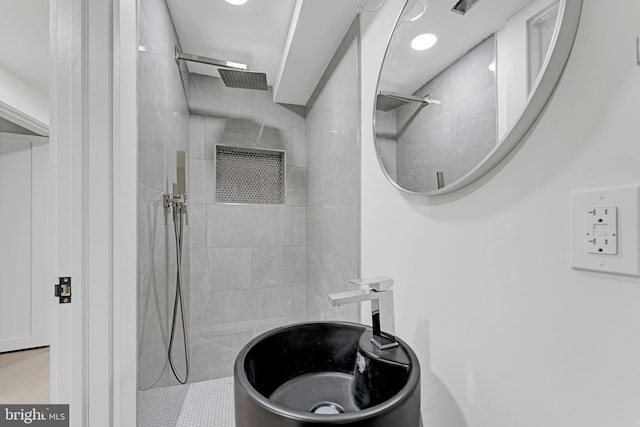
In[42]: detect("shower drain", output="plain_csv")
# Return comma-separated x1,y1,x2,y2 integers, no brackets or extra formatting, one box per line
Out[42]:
310,402,345,415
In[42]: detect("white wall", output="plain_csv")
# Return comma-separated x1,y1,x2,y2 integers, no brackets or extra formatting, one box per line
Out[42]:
0,142,33,343
360,1,640,426
0,137,49,352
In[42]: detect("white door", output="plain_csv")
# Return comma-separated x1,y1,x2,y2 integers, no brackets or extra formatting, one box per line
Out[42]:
0,134,49,353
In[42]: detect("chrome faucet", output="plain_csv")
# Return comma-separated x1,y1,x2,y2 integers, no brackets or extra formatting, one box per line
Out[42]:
328,276,398,350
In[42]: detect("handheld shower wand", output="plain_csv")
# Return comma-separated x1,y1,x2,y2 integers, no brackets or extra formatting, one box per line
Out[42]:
164,151,190,384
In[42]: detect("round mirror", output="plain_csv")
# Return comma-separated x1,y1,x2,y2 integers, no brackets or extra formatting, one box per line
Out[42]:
374,0,582,195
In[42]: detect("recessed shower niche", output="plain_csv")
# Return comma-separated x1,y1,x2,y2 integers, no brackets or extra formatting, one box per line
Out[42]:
215,145,286,205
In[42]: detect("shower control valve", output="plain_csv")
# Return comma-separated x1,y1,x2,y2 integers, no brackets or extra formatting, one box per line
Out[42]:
163,191,189,227
163,192,187,208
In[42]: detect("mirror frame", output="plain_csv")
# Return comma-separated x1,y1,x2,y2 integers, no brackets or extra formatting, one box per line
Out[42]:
373,0,583,197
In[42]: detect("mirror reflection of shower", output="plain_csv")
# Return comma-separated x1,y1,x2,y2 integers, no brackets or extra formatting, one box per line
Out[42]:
163,150,189,384
376,91,441,138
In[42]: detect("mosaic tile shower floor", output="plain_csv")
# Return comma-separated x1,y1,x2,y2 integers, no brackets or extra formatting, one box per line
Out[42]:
138,376,234,427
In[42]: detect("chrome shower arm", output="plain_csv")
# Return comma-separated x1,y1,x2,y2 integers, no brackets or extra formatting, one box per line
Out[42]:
380,90,429,104
174,46,248,70
380,90,441,105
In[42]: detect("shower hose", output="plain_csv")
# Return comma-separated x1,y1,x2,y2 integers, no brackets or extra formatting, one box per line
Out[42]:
168,203,189,384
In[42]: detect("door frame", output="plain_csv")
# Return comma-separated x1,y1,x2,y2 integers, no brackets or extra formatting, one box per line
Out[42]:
50,0,137,425
112,0,138,424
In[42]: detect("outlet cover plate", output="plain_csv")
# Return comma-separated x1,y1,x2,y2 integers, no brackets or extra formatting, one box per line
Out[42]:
585,206,617,255
571,185,640,276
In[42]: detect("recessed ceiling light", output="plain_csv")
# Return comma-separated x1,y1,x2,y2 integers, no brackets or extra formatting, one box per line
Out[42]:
411,33,437,51
488,61,496,72
225,0,248,5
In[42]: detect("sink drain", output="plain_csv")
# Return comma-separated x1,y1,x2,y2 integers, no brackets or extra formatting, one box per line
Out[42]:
310,402,345,415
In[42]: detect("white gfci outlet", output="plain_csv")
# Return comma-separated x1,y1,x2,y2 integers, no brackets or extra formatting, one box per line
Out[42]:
571,185,640,277
585,206,617,255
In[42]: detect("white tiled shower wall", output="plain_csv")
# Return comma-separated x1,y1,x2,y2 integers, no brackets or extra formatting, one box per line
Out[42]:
305,21,361,322
183,20,362,382
137,0,191,390
187,77,308,381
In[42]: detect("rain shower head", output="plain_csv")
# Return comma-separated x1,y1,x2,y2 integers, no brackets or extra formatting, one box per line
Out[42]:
376,93,408,112
174,46,268,91
218,68,268,91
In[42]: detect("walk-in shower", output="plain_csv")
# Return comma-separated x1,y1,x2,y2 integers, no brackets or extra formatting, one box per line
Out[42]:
137,2,362,423
163,151,189,384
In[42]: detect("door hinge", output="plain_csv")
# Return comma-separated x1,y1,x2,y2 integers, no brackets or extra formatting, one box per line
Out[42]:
54,277,72,304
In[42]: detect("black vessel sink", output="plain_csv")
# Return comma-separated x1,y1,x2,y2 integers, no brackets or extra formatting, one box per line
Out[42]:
234,321,421,426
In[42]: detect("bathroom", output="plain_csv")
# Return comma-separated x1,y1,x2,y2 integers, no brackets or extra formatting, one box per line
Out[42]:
1,0,639,425
138,0,640,424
